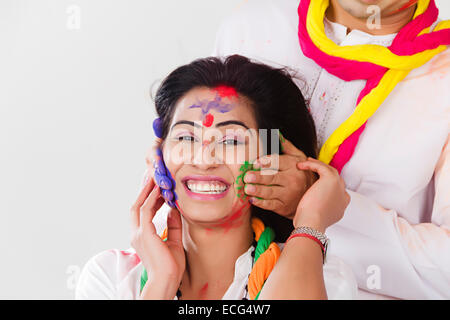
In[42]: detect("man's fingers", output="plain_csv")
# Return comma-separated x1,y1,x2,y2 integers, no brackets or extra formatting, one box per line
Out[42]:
244,183,283,201
243,170,281,186
248,197,285,213
253,154,298,171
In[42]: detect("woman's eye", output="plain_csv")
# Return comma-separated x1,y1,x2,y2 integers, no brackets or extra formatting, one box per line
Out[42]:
178,136,195,142
222,138,242,145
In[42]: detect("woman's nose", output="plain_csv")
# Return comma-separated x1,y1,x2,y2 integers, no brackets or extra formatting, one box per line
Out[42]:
191,141,222,169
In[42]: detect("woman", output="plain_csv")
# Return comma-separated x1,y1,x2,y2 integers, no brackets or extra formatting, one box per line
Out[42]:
75,55,357,300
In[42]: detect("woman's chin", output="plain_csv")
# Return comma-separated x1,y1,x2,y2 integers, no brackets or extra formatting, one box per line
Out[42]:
175,192,240,225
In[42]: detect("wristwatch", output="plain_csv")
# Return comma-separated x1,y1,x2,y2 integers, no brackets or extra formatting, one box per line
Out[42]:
289,226,330,263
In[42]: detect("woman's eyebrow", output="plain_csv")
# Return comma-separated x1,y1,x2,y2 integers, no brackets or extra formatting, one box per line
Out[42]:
171,120,202,130
215,120,250,130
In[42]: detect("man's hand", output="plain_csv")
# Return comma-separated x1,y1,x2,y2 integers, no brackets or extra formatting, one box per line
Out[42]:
243,137,317,219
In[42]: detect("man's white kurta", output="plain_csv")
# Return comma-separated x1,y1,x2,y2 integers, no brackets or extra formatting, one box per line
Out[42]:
213,0,450,299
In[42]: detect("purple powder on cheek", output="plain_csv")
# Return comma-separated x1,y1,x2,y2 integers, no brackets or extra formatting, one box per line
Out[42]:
153,118,163,138
152,117,177,208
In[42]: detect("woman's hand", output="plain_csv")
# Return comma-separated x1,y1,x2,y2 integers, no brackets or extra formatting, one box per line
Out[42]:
294,157,350,232
243,137,317,219
142,117,165,188
130,178,185,299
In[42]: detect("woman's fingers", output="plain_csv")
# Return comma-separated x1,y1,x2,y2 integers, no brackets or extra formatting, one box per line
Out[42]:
167,208,183,244
141,168,153,189
145,136,163,172
297,157,337,178
131,178,156,231
139,186,165,232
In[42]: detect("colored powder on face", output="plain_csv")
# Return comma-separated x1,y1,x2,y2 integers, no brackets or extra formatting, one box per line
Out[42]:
203,113,214,127
214,85,238,98
189,95,234,124
152,118,177,208
153,118,163,138
174,200,183,214
215,201,251,233
235,161,259,200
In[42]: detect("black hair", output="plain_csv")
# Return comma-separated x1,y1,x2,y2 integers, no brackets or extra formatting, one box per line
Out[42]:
154,55,317,242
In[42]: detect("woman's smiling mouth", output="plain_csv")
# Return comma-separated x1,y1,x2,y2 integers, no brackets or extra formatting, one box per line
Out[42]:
182,175,230,200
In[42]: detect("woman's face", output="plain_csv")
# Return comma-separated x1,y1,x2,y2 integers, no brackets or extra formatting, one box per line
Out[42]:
162,86,260,229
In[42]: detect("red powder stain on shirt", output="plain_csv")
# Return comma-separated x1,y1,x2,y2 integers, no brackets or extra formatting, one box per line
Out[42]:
214,85,238,98
118,250,141,271
199,283,209,299
120,250,133,256
404,50,450,82
203,113,214,127
320,91,326,101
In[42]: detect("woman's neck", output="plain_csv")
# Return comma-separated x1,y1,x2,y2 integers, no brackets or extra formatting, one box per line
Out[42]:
326,0,417,35
180,212,254,299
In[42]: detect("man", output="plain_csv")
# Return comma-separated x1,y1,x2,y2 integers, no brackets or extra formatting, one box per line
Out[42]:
213,0,449,299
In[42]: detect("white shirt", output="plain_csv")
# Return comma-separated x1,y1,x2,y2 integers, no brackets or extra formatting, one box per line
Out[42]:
75,246,357,300
213,0,450,299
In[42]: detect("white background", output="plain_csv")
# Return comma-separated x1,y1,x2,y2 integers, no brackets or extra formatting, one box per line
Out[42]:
1,0,449,299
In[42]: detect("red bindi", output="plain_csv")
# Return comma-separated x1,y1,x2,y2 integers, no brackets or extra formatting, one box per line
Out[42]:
203,113,214,127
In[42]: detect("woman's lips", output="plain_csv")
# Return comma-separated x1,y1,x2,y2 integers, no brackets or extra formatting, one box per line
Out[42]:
181,175,230,200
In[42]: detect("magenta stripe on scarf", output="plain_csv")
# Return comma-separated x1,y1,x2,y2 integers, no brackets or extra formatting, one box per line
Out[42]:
298,0,383,81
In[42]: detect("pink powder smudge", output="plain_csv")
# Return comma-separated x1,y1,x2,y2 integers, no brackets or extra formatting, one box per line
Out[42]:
214,85,238,99
215,200,250,233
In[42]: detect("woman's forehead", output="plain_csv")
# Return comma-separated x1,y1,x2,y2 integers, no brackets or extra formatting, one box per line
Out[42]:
172,87,256,128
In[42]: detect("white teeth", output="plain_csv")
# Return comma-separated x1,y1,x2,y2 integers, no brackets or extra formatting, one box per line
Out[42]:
186,181,228,194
